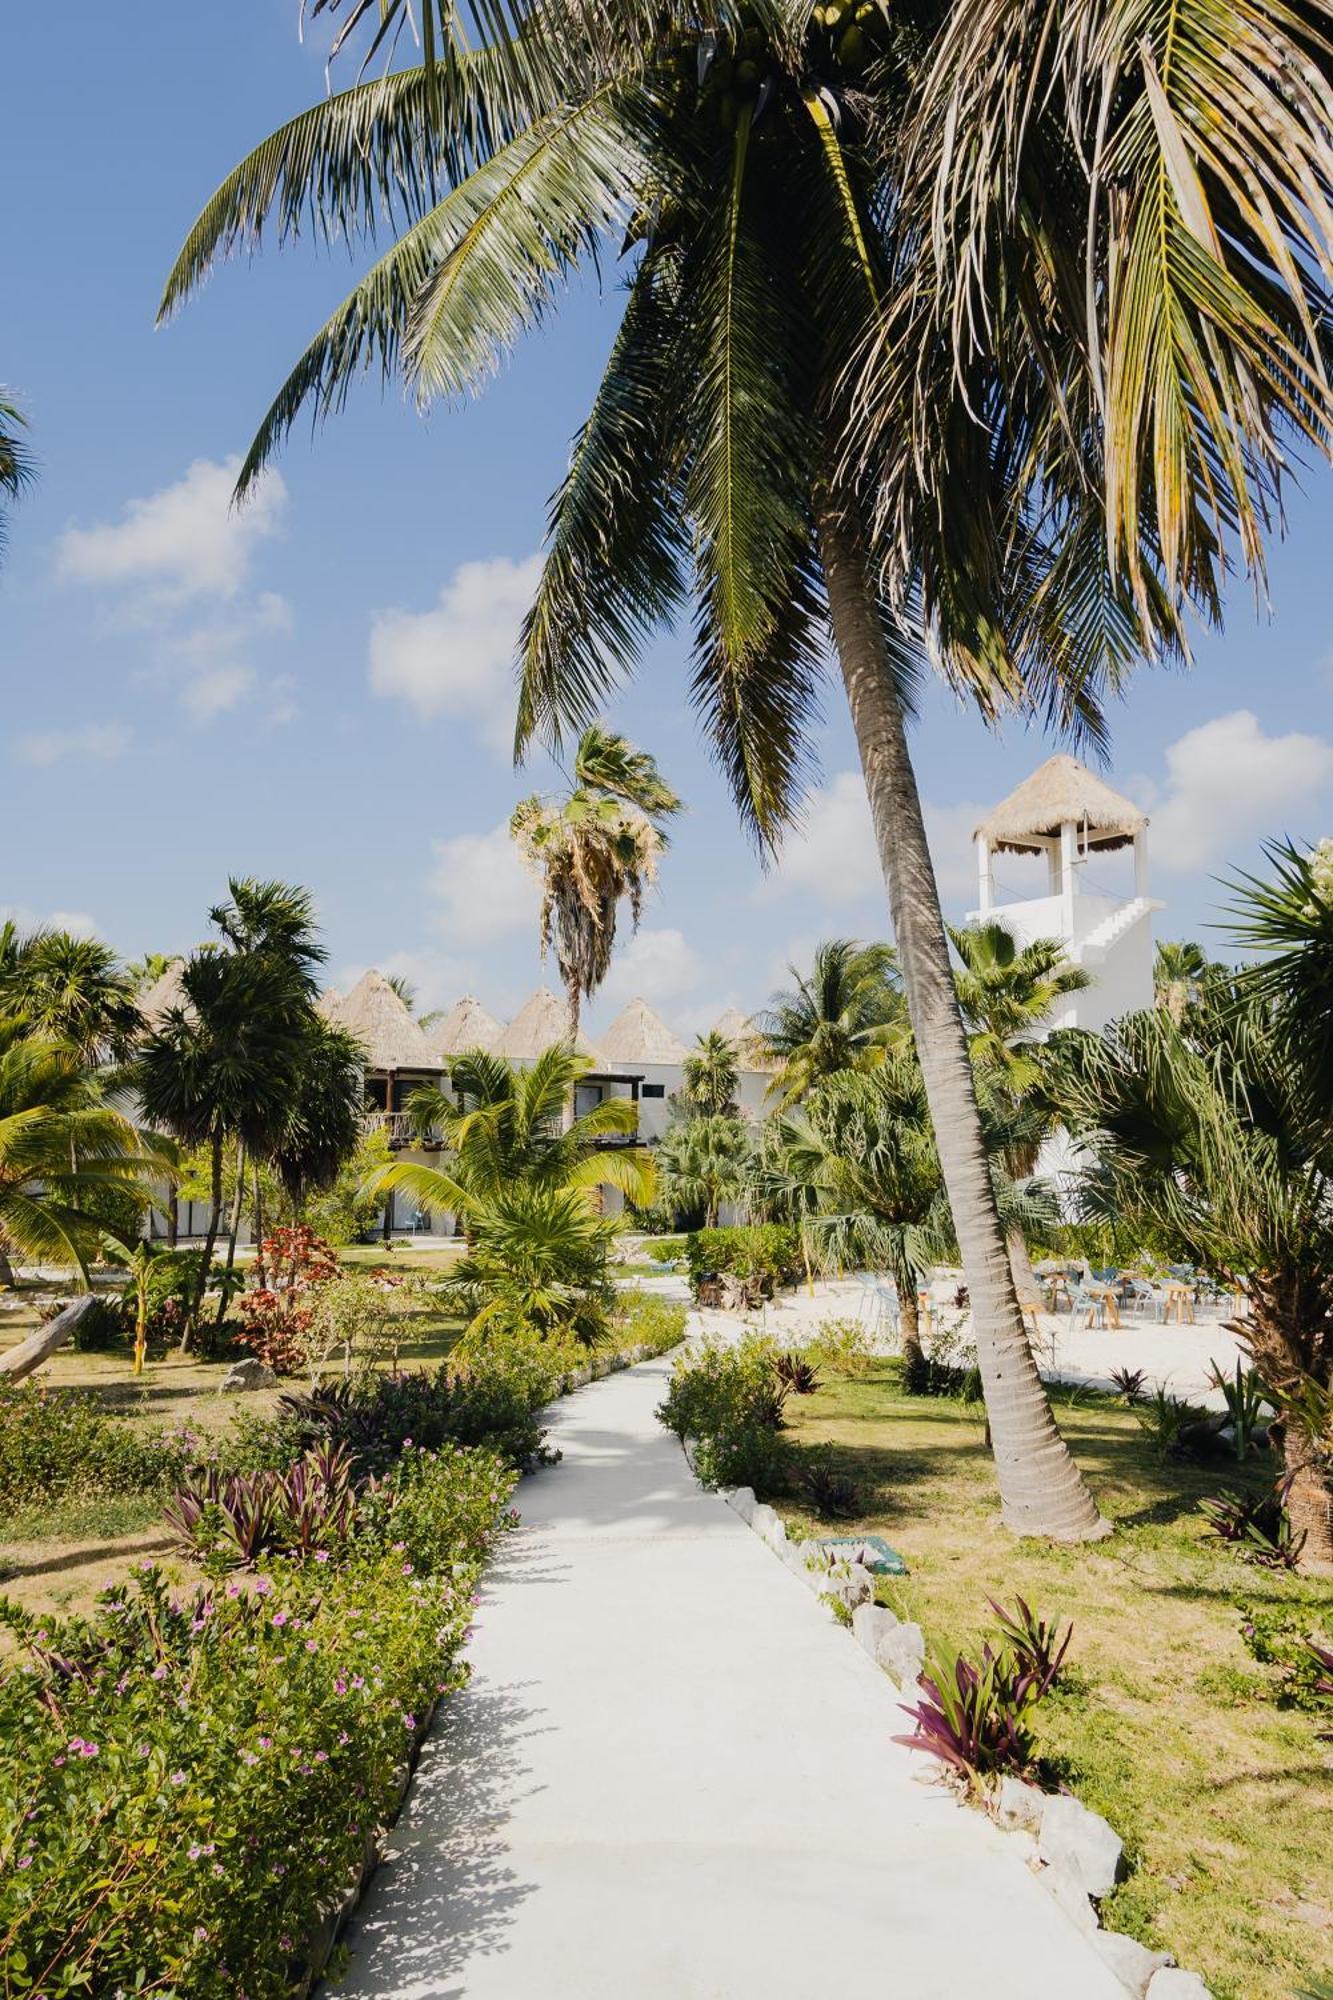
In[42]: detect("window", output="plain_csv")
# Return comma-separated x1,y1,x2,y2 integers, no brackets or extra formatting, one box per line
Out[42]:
641,1083,666,1099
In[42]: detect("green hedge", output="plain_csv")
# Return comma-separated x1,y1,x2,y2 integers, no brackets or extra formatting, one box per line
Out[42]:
0,1381,194,1506
0,1445,516,1998
684,1225,804,1300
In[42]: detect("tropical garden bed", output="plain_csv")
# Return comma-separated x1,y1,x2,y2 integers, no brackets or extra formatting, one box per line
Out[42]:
773,1362,1333,2000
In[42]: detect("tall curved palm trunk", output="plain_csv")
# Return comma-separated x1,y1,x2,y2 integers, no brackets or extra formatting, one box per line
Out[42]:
817,493,1106,1541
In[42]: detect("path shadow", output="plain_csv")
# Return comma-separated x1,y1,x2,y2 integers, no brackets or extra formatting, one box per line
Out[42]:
330,1681,548,1998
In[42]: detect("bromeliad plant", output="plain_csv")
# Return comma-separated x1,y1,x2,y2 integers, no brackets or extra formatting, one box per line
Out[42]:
163,1442,361,1569
1199,1484,1305,1571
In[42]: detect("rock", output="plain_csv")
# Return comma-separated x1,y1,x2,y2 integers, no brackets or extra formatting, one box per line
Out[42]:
780,1538,808,1577
1038,1791,1123,1898
1093,1933,1175,1997
876,1620,926,1688
1040,1856,1100,1936
750,1503,782,1543
822,1560,874,1614
797,1541,829,1592
682,1438,698,1472
727,1486,757,1524
221,1357,276,1393
759,1512,789,1552
994,1775,1045,1833
1146,1973,1212,1999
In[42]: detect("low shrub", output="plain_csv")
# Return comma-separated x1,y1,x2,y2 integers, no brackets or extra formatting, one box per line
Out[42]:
657,1337,797,1492
42,1292,128,1353
1240,1605,1333,1714
805,1315,877,1378
684,1224,803,1301
795,1443,862,1519
0,1444,517,1999
611,1289,688,1355
1109,1365,1147,1403
0,1382,193,1506
1131,1385,1219,1459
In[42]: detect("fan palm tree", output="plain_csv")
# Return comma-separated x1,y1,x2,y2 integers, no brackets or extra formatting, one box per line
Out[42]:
0,1021,162,1297
1,932,143,1067
950,920,1090,1297
655,1110,753,1229
680,1029,740,1118
756,941,902,1107
0,392,34,569
447,1182,625,1346
168,0,1333,1537
510,724,681,1044
1153,940,1211,1026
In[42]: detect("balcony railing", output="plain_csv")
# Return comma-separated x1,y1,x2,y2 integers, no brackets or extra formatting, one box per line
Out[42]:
362,1111,443,1150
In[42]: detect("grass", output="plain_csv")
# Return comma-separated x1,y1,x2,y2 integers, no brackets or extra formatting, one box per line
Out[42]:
0,1248,466,1622
777,1363,1333,2000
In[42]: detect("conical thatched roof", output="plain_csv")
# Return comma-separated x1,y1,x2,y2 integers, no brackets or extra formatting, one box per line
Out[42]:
493,987,602,1062
320,970,440,1070
974,754,1147,855
428,994,504,1060
138,958,190,1030
599,997,690,1067
711,1005,776,1072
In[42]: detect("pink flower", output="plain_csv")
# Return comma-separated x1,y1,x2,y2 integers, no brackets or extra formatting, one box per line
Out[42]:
402,1714,417,1730
135,1742,151,1758
226,1580,243,1598
271,1611,288,1627
305,1638,318,1653
254,1576,273,1597
169,1770,187,1787
314,1550,330,1564
17,1855,32,1869
401,1562,415,1577
258,1735,272,1750
151,1664,168,1681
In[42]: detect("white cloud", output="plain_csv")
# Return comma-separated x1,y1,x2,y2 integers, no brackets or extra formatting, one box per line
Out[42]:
179,666,256,721
427,820,540,946
601,927,706,1010
758,770,983,915
368,553,542,748
58,456,287,602
15,721,133,768
1143,710,1333,872
0,903,99,940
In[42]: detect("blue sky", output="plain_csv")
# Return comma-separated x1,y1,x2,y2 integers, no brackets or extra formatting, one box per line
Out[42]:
5,3,1333,1036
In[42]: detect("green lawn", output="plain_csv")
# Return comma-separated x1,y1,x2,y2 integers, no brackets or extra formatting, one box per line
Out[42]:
777,1365,1333,2000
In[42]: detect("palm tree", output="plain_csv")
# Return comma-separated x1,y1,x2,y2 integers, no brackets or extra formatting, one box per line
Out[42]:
655,1111,753,1230
756,941,902,1107
126,952,175,995
0,392,34,569
169,0,1333,1537
1052,977,1333,1574
0,1022,161,1298
950,921,1090,1297
510,724,681,1044
1153,941,1211,1026
371,1043,654,1340
1,932,143,1067
679,1030,740,1118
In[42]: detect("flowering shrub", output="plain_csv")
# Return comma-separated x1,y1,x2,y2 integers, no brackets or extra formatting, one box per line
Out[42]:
0,1381,193,1506
236,1226,340,1375
0,1444,516,1997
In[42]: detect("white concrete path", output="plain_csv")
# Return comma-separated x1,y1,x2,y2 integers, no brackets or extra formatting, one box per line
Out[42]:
337,1356,1125,1999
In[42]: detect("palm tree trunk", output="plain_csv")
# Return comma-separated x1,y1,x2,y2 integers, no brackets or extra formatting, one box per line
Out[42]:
166,1187,179,1250
561,979,581,1132
252,1165,266,1287
1008,1227,1040,1304
893,1257,924,1371
182,1129,225,1354
1283,1428,1333,1574
0,1239,16,1290
816,492,1107,1542
214,1143,247,1328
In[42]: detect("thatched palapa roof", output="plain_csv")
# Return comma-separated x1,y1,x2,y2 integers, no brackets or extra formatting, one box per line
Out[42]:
599,997,689,1067
974,754,1147,855
320,970,440,1071
428,994,504,1060
493,987,602,1062
711,1005,777,1073
138,958,190,1030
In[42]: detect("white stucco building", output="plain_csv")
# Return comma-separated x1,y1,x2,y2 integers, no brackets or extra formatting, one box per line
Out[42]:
970,753,1159,1032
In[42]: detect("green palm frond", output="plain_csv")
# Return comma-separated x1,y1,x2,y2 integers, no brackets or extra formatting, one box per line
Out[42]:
0,392,35,567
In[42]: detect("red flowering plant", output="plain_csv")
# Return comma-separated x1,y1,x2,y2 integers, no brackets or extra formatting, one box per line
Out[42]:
236,1227,340,1377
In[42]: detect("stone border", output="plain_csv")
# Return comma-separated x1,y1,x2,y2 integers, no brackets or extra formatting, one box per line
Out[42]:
689,1453,1212,2000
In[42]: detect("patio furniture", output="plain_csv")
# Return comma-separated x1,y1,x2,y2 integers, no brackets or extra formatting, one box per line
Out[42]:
1069,1283,1108,1329
1163,1281,1195,1324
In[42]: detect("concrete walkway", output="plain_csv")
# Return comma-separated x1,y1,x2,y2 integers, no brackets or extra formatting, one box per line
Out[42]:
336,1357,1124,1999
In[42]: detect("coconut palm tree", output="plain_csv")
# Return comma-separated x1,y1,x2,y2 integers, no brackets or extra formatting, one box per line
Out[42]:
680,1029,740,1118
169,0,1333,1536
950,920,1089,1297
0,1021,162,1297
1153,941,1211,1026
655,1111,754,1230
510,724,681,1044
0,392,34,569
756,941,902,1107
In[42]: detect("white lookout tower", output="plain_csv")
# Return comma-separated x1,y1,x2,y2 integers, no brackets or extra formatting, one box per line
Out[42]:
970,753,1160,1034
